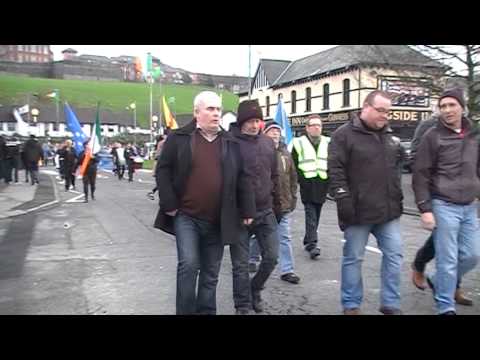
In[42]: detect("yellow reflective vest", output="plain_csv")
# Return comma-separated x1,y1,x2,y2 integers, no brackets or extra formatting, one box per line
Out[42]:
292,135,330,180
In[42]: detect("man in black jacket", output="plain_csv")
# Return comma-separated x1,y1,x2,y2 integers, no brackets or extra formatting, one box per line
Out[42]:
412,88,480,315
328,90,404,315
229,99,281,314
155,91,255,315
23,135,43,185
409,110,473,306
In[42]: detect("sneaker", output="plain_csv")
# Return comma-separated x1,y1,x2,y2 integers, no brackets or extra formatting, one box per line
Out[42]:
281,273,300,284
379,306,403,315
309,247,321,260
343,308,361,315
248,262,258,273
439,311,456,315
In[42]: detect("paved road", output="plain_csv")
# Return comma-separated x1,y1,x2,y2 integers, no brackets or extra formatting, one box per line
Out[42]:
1,168,479,315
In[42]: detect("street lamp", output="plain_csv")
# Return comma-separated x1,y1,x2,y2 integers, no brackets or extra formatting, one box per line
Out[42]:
127,102,137,144
31,107,39,124
152,115,158,134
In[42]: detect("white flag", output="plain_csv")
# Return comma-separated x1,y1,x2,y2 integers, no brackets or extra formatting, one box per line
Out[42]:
12,109,30,136
18,104,29,115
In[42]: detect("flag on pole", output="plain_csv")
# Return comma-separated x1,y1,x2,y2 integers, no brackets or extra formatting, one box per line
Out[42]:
64,102,88,156
146,53,163,80
12,108,30,136
162,96,178,129
79,103,101,176
274,98,293,148
18,104,30,115
129,102,136,110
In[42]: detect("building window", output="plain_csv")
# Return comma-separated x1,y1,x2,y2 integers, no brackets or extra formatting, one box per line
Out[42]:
44,46,49,55
266,96,270,117
32,45,37,53
305,87,311,112
343,79,350,107
278,93,283,103
7,123,16,131
19,45,24,51
53,123,59,131
323,84,330,110
291,90,297,114
18,54,23,62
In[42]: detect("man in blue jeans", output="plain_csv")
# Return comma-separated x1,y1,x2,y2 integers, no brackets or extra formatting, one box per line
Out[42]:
413,88,480,315
328,90,404,315
155,91,255,315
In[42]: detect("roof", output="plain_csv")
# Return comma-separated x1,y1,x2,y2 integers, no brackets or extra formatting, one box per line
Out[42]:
258,59,291,84
272,45,447,87
62,48,78,54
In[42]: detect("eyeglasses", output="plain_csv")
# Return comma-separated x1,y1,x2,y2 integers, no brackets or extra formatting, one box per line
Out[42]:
369,105,390,114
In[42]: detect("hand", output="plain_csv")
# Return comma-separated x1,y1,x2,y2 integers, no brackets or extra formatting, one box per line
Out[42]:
243,218,253,226
166,210,178,217
421,212,436,231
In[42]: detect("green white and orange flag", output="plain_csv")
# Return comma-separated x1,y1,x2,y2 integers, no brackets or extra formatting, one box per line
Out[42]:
80,103,102,176
162,95,178,129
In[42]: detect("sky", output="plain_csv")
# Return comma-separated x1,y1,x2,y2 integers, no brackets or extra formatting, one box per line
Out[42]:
50,45,337,77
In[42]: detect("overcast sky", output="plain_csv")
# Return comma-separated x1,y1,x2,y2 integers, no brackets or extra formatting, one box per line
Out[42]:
50,45,337,77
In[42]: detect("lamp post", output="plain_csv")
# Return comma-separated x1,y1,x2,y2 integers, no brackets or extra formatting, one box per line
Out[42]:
31,107,39,124
152,115,158,135
127,102,137,145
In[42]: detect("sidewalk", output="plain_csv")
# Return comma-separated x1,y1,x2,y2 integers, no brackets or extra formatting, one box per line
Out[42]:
0,169,59,219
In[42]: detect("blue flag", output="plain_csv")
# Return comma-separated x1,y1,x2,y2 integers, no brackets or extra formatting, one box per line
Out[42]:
274,98,293,146
64,102,88,155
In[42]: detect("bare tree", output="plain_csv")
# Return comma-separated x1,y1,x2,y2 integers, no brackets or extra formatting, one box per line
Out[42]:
411,45,480,119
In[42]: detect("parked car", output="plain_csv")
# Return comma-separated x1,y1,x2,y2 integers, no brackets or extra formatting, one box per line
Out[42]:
400,141,413,173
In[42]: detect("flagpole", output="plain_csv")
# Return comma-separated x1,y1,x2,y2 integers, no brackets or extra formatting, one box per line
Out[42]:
55,89,60,128
149,78,153,144
248,45,252,100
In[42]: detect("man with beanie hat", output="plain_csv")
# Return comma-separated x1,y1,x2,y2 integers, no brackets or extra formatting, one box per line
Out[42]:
229,99,281,313
410,88,473,306
413,87,480,315
291,115,330,260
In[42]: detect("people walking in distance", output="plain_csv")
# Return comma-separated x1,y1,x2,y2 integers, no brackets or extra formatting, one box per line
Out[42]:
147,134,167,200
328,90,404,315
78,141,99,203
229,99,280,314
125,142,138,182
63,139,78,191
112,142,127,180
23,135,44,185
264,120,300,284
412,88,480,315
291,115,331,260
155,91,254,315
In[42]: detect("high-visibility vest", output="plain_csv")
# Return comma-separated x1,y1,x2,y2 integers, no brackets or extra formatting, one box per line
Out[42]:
293,135,330,179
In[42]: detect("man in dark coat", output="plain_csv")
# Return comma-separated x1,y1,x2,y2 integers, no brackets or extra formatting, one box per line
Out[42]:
155,91,255,315
229,99,281,314
328,90,404,315
23,135,44,185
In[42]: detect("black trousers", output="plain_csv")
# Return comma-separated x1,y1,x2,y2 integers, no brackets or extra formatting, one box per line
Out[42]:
303,202,324,251
83,169,97,199
65,171,75,190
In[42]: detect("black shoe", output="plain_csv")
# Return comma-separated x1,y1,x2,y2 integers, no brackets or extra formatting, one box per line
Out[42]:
439,311,456,315
91,194,95,200
379,306,403,315
235,308,249,315
84,199,88,203
309,247,321,260
281,273,300,284
251,286,264,313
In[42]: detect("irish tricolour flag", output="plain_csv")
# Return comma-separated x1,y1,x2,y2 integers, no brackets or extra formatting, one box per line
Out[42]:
80,103,101,176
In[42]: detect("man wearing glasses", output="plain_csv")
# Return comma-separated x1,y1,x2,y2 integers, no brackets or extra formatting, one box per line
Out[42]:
328,90,404,315
292,115,330,260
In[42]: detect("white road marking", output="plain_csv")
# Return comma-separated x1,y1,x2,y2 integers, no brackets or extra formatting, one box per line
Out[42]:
40,170,59,176
65,194,85,203
340,239,382,254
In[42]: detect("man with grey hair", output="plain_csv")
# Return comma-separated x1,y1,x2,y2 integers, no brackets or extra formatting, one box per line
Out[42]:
155,91,255,315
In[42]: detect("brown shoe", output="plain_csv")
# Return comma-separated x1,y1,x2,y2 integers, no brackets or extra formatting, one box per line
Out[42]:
343,308,361,315
455,289,473,306
411,263,427,291
379,306,403,315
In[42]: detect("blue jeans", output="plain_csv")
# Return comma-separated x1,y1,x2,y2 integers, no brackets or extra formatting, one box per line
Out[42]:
341,218,403,310
431,199,480,314
278,212,295,275
174,211,224,315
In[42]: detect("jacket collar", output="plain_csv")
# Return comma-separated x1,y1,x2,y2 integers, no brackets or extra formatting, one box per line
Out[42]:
351,113,392,134
437,115,473,134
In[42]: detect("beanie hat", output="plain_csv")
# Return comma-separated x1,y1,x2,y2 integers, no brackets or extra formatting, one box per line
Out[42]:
263,120,282,134
237,99,263,126
439,88,465,109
